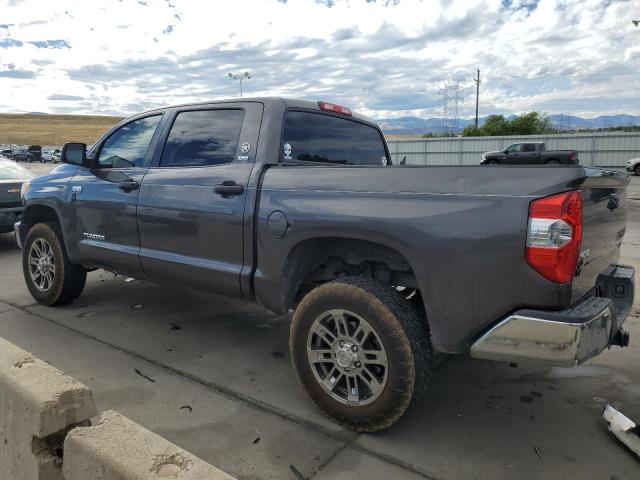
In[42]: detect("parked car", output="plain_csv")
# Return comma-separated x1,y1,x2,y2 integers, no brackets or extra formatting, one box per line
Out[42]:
15,98,634,432
27,145,42,163
481,142,578,165
0,158,33,233
12,149,31,162
626,157,640,176
0,149,13,160
42,149,62,163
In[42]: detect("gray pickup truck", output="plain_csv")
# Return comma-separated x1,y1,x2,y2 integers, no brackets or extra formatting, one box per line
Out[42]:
16,98,634,432
481,142,578,165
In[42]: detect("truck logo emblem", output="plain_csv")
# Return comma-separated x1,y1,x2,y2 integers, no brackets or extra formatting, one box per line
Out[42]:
241,142,251,154
283,143,292,160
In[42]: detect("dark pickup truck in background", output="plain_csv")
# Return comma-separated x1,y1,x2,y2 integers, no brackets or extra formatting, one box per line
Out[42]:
481,142,578,165
15,98,634,432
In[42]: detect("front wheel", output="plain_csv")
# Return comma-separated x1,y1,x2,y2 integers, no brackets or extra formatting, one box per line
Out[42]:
290,276,432,432
22,222,86,305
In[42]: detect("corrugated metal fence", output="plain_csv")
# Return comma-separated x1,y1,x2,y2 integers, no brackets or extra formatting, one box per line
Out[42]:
386,132,640,167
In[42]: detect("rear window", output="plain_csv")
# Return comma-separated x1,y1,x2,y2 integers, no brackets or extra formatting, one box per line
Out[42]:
281,111,388,166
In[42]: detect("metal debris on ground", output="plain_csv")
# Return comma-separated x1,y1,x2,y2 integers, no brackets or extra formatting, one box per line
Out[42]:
289,464,305,480
533,445,543,461
179,405,192,413
603,404,640,459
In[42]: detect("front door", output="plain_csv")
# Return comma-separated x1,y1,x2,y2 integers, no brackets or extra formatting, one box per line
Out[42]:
137,103,262,298
67,113,164,278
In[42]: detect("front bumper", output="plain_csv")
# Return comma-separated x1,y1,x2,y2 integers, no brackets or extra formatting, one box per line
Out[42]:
471,264,634,367
13,220,22,248
0,208,22,234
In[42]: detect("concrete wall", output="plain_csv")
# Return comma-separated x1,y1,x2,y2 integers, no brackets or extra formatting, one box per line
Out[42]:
0,337,96,480
0,337,235,480
386,132,640,167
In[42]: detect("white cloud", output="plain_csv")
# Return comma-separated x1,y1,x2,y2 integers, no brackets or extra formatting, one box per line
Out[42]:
0,0,638,119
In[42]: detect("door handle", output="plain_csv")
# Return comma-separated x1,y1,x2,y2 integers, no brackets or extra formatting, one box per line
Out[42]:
118,179,139,192
214,181,244,197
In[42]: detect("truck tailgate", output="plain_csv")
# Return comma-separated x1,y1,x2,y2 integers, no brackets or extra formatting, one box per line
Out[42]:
572,169,630,301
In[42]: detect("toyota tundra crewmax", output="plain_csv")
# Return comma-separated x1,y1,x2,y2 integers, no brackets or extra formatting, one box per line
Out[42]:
16,98,634,432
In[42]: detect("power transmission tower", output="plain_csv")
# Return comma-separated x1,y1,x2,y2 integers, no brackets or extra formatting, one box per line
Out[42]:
474,69,480,127
440,82,463,136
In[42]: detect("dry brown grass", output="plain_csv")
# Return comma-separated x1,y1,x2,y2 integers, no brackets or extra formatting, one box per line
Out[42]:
0,114,124,146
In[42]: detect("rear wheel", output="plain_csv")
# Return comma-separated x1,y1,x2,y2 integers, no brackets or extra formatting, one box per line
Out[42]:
290,276,432,432
22,222,86,305
545,159,560,164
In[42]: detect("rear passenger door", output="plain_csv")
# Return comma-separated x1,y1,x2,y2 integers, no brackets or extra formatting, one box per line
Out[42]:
519,143,539,164
137,103,262,298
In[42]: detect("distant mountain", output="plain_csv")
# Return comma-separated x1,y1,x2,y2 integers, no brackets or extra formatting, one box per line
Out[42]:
377,114,640,135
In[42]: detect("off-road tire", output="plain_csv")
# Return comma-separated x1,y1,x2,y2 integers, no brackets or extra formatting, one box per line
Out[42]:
22,222,86,305
485,159,499,165
545,159,560,164
290,276,432,432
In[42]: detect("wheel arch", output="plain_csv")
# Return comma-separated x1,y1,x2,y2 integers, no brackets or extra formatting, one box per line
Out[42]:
19,203,70,255
280,236,424,315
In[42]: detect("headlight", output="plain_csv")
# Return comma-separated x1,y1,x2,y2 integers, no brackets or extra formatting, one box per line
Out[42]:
20,181,30,199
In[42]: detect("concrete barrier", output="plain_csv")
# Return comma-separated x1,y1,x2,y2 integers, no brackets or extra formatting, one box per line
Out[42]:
0,337,97,480
64,410,235,480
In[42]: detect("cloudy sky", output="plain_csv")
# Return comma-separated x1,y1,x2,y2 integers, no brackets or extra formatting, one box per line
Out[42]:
1,0,639,119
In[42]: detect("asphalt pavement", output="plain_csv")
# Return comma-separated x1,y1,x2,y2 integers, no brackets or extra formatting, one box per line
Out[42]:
0,162,638,479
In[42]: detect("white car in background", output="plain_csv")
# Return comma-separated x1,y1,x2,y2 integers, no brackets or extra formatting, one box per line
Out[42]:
41,149,61,163
627,157,640,176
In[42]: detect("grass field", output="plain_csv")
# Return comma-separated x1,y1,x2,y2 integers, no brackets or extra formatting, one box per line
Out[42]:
0,114,123,146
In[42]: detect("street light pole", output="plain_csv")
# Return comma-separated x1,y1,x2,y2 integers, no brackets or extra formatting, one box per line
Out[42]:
474,69,480,128
227,71,251,98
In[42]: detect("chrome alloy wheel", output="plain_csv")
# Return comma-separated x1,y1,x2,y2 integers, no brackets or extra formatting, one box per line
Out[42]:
307,309,388,406
28,238,55,291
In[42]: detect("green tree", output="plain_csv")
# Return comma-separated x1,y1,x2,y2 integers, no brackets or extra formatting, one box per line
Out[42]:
462,111,552,137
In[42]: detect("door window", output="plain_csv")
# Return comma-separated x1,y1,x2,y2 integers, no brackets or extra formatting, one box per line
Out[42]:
159,109,245,167
281,111,388,166
505,144,522,154
97,115,161,168
521,143,536,152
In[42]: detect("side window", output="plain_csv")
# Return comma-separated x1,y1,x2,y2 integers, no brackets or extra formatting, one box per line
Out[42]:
505,144,521,154
160,109,244,168
97,115,161,168
281,111,388,166
522,143,536,152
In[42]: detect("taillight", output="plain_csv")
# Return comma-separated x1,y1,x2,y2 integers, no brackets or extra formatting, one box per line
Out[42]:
569,151,577,163
318,101,352,116
526,190,582,283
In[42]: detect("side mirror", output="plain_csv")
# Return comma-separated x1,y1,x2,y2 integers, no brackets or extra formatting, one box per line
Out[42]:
61,142,88,166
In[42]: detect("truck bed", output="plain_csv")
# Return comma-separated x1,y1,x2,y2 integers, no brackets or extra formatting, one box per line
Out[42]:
254,164,629,353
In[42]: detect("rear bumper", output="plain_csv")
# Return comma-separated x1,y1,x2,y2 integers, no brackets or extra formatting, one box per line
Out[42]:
471,264,634,367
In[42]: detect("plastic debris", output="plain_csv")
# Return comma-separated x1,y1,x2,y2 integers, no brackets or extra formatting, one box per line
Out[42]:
603,404,640,459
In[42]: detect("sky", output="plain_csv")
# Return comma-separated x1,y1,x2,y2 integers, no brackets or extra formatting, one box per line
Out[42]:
0,0,639,119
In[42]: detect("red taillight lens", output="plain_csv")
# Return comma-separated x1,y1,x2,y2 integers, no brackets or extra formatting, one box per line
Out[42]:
569,151,577,162
525,190,582,283
318,101,352,116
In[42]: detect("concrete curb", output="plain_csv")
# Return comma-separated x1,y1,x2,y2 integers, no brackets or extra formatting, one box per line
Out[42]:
0,336,97,480
64,410,235,480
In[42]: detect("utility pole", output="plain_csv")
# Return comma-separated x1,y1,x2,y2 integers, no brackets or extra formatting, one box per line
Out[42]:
474,69,480,127
227,71,251,98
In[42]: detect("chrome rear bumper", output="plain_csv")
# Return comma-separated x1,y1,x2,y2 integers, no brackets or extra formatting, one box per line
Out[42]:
471,265,634,367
